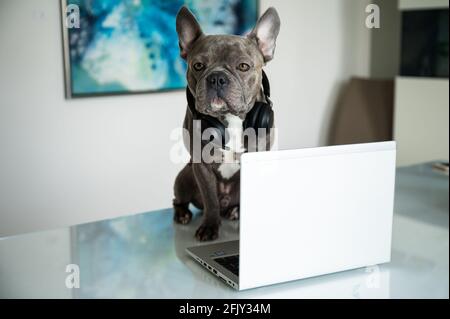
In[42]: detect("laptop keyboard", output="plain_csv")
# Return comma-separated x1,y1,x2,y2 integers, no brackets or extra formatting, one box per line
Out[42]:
214,255,239,276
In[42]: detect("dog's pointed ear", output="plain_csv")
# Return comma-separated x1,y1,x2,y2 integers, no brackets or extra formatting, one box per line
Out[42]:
176,6,203,60
248,7,281,63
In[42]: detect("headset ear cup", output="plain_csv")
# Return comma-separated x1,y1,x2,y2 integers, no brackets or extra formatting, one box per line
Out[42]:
244,103,263,133
201,117,228,148
257,104,274,132
245,102,274,138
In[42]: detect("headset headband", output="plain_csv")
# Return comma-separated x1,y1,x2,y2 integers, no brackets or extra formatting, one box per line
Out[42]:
261,70,271,98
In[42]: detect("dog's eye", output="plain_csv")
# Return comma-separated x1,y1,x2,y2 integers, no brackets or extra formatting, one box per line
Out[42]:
193,62,205,71
238,63,251,72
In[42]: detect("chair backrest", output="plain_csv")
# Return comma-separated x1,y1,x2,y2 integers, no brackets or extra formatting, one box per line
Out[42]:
329,78,394,146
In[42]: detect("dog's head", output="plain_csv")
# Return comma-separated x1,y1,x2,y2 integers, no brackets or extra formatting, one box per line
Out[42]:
176,7,280,120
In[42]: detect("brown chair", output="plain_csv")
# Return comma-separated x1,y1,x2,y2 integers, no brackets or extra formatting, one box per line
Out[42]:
328,77,394,146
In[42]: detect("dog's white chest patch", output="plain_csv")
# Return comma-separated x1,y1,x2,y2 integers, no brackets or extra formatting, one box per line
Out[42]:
218,162,241,180
218,114,245,180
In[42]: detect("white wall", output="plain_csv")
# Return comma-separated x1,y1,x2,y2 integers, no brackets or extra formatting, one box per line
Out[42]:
394,77,449,167
261,0,372,148
0,0,371,237
394,0,449,167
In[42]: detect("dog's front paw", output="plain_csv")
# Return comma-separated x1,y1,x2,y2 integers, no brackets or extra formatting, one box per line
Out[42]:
222,206,239,221
195,223,220,241
173,205,193,225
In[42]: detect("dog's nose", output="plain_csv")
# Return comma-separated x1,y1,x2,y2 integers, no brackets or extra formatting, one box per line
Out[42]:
207,72,229,90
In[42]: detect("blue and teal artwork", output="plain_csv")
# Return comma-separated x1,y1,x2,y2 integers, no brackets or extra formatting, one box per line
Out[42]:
63,0,258,97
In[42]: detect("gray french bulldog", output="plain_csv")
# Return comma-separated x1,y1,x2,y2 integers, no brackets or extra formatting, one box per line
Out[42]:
173,6,281,241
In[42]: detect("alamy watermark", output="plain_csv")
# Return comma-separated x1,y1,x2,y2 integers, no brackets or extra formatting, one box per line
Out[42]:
169,123,278,165
64,4,80,29
366,4,381,29
65,264,80,289
365,265,381,289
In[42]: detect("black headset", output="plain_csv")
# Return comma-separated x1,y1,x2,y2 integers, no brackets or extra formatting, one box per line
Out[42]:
186,70,274,148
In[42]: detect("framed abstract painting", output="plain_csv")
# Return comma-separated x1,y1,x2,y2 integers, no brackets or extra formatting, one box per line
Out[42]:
61,0,259,98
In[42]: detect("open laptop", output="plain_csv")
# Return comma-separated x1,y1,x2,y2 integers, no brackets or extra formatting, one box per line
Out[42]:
186,141,397,290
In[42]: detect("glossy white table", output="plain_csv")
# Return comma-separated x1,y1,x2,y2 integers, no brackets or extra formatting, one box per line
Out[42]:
0,163,448,298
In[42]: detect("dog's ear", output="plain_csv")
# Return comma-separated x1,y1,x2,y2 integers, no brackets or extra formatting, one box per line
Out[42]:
248,7,281,63
176,6,203,60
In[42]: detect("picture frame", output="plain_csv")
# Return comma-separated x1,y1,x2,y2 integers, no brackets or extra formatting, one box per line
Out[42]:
60,0,259,99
